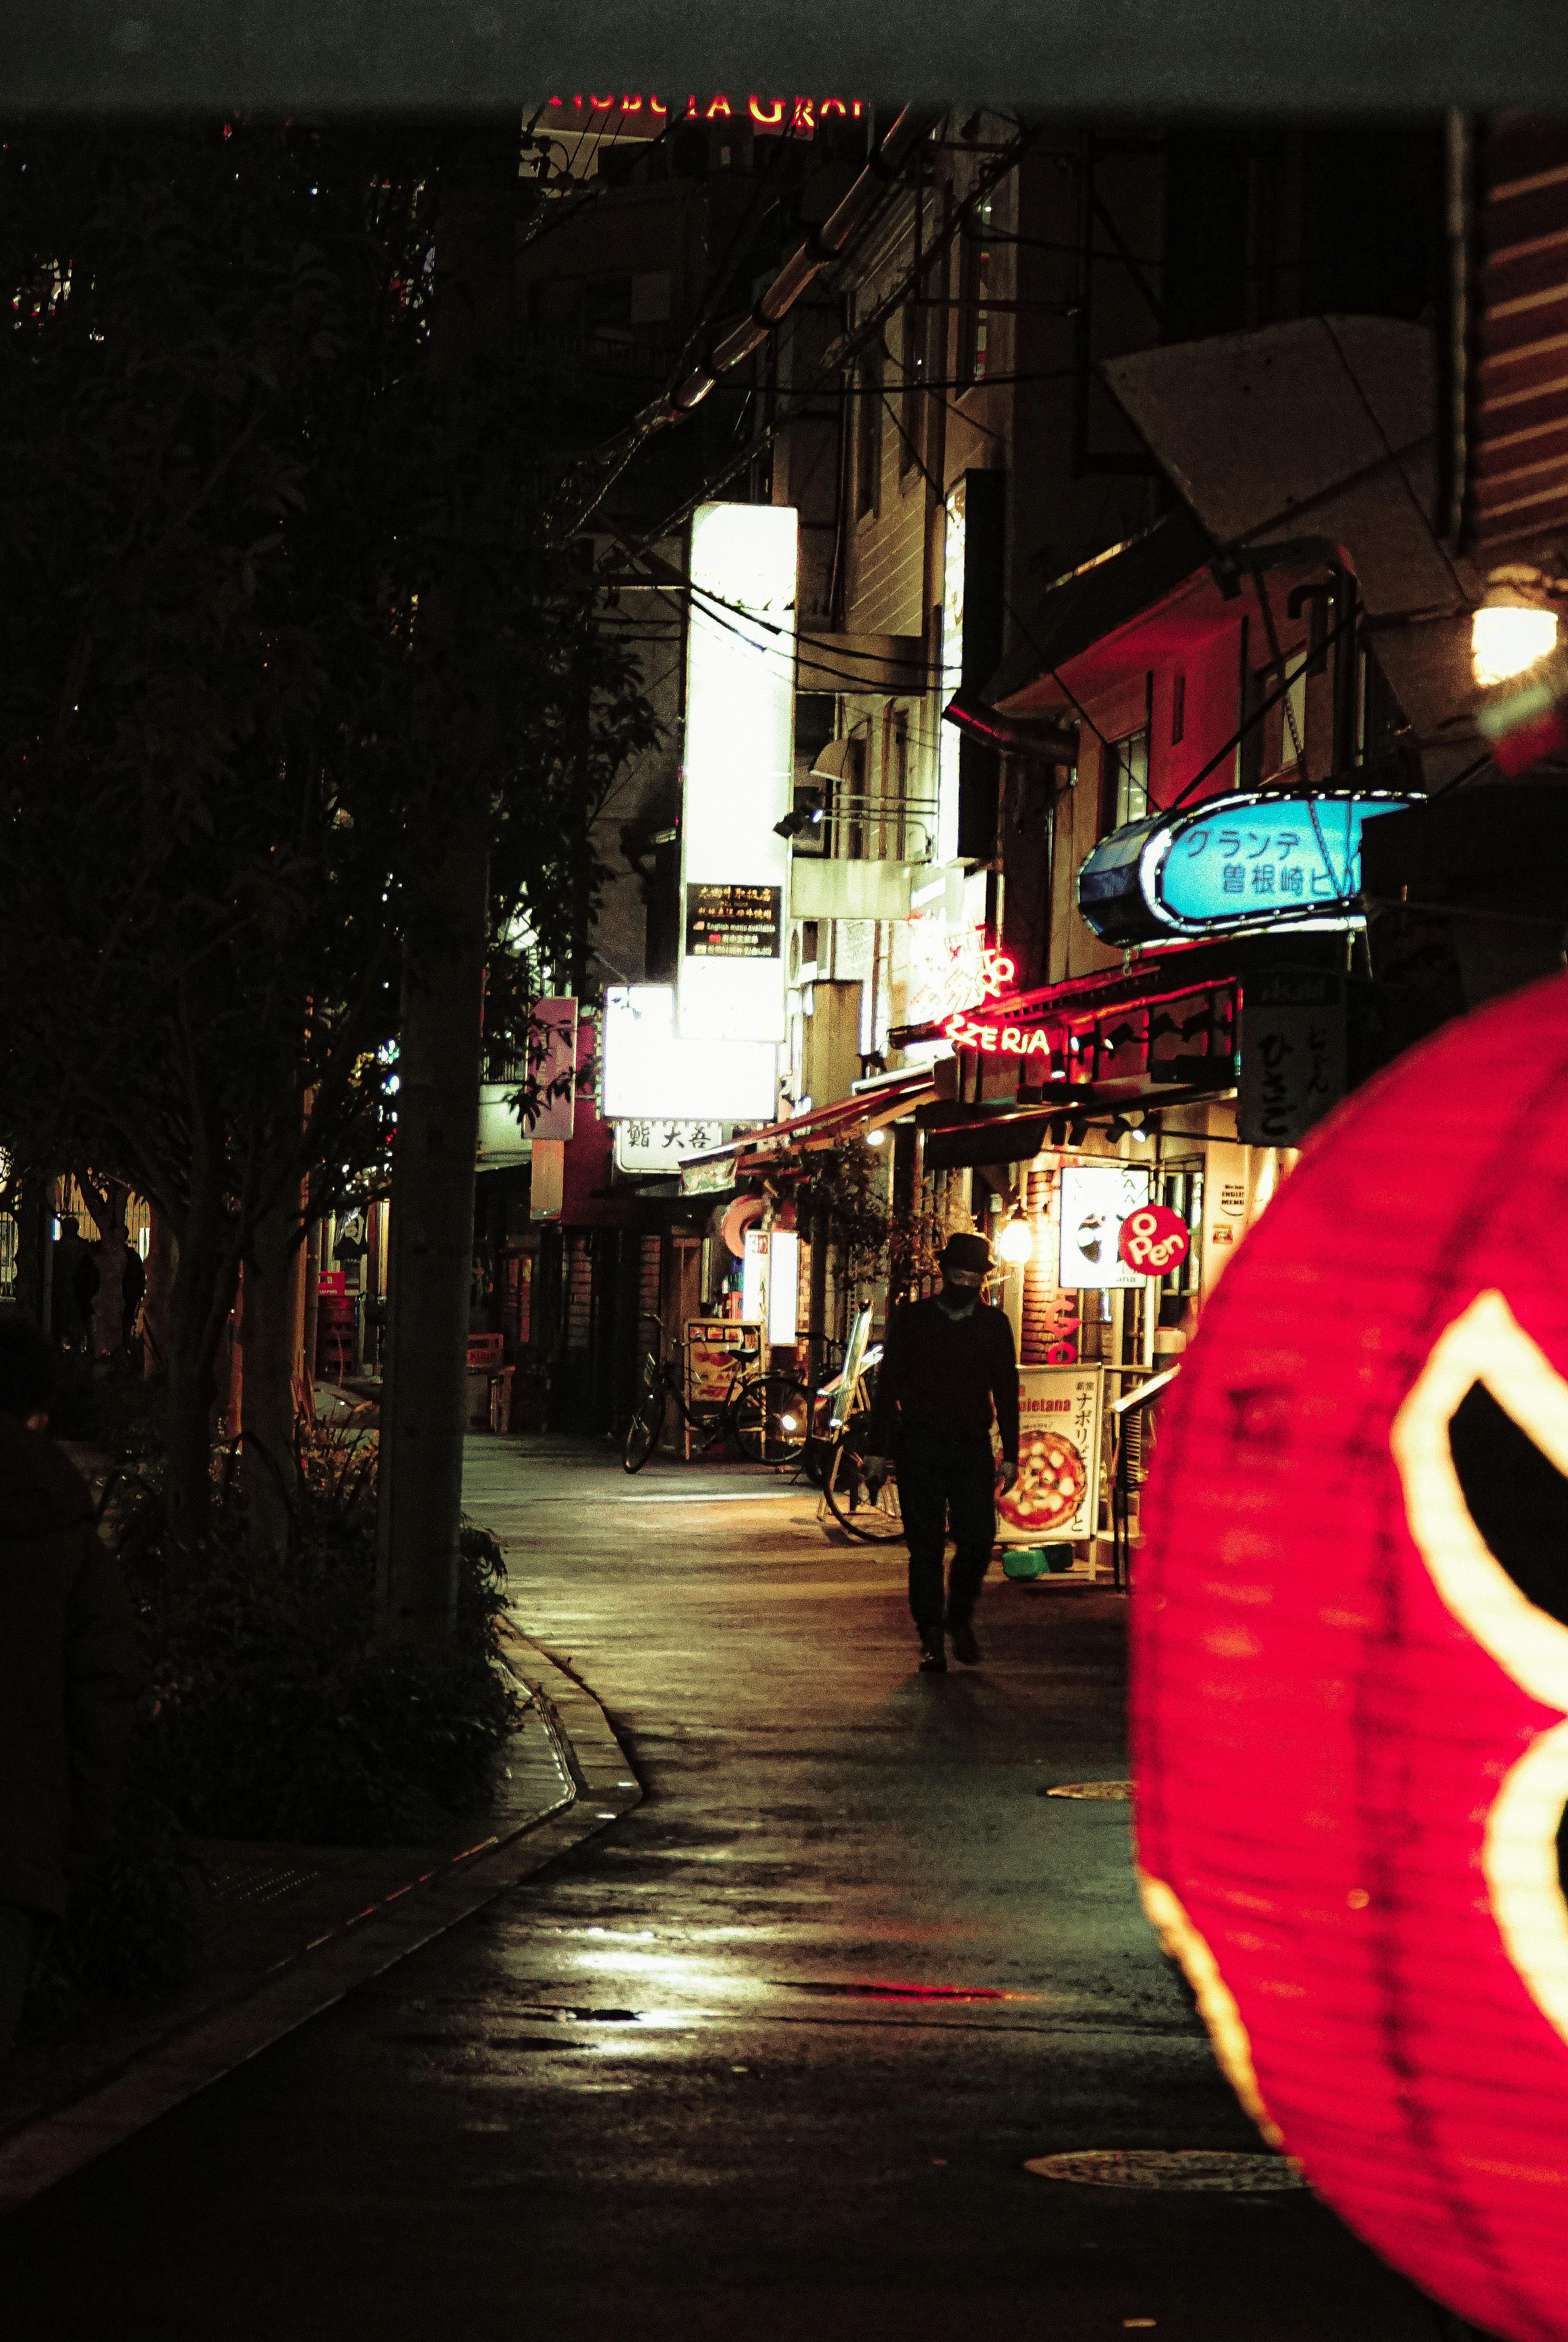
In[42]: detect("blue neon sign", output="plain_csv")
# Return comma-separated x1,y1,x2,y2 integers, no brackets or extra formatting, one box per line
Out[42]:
1077,789,1418,946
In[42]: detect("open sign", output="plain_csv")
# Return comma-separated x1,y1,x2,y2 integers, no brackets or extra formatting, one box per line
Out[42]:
1118,1203,1191,1276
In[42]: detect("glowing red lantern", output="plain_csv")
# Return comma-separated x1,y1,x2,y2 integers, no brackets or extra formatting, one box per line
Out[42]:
1132,969,1568,2342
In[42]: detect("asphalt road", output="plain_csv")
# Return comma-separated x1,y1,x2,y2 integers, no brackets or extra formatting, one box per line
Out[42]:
3,1436,1437,2341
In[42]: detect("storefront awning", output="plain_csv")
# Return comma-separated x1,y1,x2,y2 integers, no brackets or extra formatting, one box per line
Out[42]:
677,1072,938,1187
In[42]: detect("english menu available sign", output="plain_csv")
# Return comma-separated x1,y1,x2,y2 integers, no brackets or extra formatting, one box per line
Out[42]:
684,882,782,960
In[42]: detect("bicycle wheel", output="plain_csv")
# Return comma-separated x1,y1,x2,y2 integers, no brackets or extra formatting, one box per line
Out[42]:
623,1378,668,1473
822,1413,906,1543
733,1373,811,1466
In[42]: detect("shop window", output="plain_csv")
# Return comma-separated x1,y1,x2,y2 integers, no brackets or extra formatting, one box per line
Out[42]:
957,196,993,390
1104,729,1149,834
855,345,882,517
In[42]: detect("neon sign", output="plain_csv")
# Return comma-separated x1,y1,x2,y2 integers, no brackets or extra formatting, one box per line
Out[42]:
942,949,1056,1056
1077,788,1418,947
545,95,866,135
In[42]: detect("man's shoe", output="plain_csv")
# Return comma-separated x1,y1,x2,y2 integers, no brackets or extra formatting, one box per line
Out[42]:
948,1614,981,1667
918,1629,948,1673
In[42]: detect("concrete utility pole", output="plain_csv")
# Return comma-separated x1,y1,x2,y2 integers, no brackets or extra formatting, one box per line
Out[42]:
375,127,514,1649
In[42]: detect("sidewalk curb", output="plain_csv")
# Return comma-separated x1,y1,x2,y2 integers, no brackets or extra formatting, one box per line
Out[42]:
0,1633,639,2216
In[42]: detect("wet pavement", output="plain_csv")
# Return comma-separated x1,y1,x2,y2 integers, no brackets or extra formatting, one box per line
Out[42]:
1,1436,1434,2340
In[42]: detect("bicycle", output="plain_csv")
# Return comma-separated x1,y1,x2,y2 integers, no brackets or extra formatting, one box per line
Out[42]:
623,1313,810,1473
815,1305,905,1544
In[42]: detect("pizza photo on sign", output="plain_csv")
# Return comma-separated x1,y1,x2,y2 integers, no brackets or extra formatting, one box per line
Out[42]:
998,1427,1089,1537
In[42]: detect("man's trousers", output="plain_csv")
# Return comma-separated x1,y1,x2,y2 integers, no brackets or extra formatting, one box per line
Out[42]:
897,1431,997,1632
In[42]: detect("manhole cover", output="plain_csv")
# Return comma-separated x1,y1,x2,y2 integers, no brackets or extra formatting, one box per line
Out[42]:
1025,2150,1306,2193
1045,1781,1132,1800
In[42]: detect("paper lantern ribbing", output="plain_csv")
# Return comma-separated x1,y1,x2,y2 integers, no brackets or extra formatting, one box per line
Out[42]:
1131,969,1568,2342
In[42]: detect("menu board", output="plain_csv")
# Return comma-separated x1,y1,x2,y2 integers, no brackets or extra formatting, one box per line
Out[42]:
994,1365,1104,1551
685,1317,762,1413
684,883,783,960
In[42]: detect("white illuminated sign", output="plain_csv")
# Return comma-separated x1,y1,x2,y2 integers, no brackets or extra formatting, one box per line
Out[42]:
767,1230,799,1344
680,502,797,1045
937,481,966,867
601,985,777,1123
1058,1164,1152,1291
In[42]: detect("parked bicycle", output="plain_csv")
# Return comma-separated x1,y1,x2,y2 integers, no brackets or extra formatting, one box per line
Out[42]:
623,1313,810,1473
815,1306,905,1544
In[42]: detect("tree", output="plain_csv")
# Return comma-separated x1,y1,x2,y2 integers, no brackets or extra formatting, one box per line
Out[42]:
0,118,659,1563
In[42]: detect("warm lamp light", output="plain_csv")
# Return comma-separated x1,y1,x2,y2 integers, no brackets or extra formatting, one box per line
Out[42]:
1472,601,1558,689
866,1126,887,1148
997,1207,1033,1266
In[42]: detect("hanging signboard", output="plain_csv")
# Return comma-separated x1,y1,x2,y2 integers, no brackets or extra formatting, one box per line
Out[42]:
1238,970,1347,1148
521,998,579,1142
679,502,797,1045
996,1364,1104,1554
1199,1139,1251,1292
612,1117,728,1176
601,985,777,1124
1059,1164,1152,1290
1076,788,1418,947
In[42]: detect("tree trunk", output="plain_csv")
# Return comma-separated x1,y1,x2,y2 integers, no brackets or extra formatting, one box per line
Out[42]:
164,1193,235,1566
374,815,488,1646
242,1176,304,1568
300,1215,321,1411
143,1202,175,1377
91,1179,129,1361
374,142,510,1652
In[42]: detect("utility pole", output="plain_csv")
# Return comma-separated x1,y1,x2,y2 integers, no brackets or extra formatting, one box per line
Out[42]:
375,125,515,1649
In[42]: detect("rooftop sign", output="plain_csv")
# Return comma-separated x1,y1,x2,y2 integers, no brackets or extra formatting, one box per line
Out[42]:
1076,789,1418,947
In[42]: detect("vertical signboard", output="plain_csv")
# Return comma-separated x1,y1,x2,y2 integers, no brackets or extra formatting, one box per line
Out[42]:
680,502,798,1046
522,997,579,1141
1238,971,1346,1147
938,480,966,868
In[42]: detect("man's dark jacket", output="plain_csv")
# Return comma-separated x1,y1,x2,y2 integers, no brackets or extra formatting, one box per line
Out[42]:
866,1295,1020,1460
0,1420,138,1916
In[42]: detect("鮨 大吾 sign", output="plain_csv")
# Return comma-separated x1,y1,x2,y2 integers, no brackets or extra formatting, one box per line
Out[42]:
684,883,782,960
995,1365,1103,1554
1238,971,1346,1148
1076,788,1418,947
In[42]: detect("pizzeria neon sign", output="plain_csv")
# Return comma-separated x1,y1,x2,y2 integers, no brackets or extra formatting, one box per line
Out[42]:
942,947,1060,1057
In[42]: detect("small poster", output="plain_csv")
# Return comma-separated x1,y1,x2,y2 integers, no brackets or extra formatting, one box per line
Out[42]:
684,882,783,960
996,1365,1104,1548
685,1317,762,1412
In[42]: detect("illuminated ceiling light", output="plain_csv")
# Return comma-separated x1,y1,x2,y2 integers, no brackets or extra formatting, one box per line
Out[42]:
866,1126,888,1148
997,1206,1033,1266
1472,599,1559,689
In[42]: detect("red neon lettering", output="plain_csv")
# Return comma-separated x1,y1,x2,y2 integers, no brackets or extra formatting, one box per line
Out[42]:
820,96,848,116
852,100,865,118
649,94,667,114
1002,1030,1024,1056
980,1025,998,1053
792,97,815,132
548,95,563,107
589,92,615,110
748,96,785,126
686,95,700,116
621,94,641,111
706,94,733,118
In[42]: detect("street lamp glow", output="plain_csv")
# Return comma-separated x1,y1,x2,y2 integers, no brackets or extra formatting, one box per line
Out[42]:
997,1209,1033,1266
1472,604,1558,689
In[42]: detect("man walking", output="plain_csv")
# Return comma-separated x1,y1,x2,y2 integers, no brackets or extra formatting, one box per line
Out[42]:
863,1232,1018,1673
0,1315,138,2059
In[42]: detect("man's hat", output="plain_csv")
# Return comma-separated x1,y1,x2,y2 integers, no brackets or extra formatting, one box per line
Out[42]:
940,1231,993,1273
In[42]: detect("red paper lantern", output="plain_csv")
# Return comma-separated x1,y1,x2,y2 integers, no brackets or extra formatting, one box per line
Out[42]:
1132,970,1568,2342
